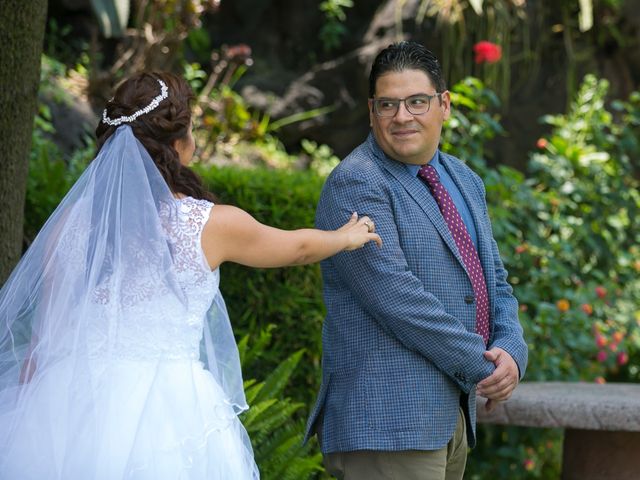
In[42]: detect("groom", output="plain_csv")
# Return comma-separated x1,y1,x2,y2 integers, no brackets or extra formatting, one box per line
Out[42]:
305,41,528,479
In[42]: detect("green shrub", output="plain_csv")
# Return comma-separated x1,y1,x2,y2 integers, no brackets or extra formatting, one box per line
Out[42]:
195,165,327,406
318,0,354,52
239,326,324,479
25,55,95,244
25,106,92,244
449,75,640,479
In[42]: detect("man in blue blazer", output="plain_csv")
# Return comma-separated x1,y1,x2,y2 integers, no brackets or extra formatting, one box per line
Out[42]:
305,41,528,479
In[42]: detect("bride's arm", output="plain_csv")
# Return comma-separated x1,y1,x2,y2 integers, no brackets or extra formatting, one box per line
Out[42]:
19,334,38,384
19,352,37,384
201,205,381,270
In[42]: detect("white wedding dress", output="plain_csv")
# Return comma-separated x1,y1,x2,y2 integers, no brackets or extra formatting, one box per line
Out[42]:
0,197,259,480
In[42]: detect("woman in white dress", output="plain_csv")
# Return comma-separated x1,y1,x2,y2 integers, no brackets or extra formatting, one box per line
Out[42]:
0,72,380,480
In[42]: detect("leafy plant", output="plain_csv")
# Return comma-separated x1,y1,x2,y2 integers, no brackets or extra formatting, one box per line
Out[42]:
89,0,130,38
442,76,505,169
196,165,326,405
187,60,337,171
26,59,95,244
318,0,354,52
448,74,640,479
301,139,340,176
239,327,324,480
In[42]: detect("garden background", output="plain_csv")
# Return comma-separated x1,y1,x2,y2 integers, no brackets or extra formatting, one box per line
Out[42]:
1,0,640,478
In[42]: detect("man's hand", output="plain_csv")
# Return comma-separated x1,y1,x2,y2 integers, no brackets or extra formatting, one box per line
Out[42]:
477,347,519,412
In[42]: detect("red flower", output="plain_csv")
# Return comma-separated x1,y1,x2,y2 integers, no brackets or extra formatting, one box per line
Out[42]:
595,286,607,298
617,352,629,366
473,41,502,64
536,138,548,149
594,376,606,384
596,350,607,363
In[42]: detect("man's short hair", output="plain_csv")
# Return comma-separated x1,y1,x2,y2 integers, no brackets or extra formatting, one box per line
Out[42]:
369,41,446,97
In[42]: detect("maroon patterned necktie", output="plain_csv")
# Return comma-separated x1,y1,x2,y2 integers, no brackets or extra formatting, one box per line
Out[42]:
418,164,490,344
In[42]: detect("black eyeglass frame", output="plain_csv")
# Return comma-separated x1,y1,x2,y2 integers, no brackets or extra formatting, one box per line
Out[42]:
370,93,443,117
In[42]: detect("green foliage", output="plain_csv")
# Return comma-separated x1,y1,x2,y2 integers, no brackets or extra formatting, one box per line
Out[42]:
26,56,94,220
442,76,505,169
521,75,640,380
186,62,338,172
194,165,327,406
199,82,271,145
89,0,130,38
239,327,323,480
301,139,340,176
446,75,640,478
186,28,213,61
45,19,75,63
26,110,89,242
318,0,353,52
415,0,528,102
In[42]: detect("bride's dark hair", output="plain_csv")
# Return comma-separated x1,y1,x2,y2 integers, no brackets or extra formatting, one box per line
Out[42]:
96,71,215,201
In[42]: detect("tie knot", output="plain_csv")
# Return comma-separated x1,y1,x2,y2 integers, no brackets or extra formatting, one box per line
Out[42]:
418,164,440,188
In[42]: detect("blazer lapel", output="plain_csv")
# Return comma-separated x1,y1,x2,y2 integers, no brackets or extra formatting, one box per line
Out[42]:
367,138,468,271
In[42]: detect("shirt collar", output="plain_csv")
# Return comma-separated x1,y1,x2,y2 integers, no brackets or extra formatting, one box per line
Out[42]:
406,150,440,177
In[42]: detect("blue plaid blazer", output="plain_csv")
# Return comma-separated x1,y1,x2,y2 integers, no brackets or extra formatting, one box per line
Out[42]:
304,134,528,453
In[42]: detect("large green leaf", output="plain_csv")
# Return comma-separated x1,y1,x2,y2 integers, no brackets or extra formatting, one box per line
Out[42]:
469,0,484,15
90,0,130,38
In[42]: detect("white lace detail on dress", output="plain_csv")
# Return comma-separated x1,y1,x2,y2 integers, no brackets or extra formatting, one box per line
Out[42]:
86,197,218,361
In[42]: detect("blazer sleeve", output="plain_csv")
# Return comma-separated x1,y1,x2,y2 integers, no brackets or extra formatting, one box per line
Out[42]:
487,235,528,379
472,174,529,379
317,166,495,393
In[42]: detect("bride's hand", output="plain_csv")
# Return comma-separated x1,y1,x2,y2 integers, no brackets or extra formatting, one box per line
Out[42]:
338,213,382,251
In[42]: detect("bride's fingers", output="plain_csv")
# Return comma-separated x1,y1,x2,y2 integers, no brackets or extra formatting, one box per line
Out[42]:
369,233,382,247
357,215,375,233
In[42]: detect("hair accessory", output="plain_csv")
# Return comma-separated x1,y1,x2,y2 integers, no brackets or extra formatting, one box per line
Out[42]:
102,78,169,126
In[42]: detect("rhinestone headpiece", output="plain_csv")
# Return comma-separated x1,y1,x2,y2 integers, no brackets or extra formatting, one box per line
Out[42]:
102,78,169,126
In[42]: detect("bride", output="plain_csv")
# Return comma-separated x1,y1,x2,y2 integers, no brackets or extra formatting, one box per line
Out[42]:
0,72,380,479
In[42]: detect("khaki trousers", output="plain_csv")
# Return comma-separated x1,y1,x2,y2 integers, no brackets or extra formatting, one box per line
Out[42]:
323,409,468,480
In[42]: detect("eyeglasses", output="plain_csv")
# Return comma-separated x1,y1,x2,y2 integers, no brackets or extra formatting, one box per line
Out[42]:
371,93,442,117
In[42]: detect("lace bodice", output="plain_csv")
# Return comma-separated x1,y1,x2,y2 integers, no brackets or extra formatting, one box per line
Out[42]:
86,197,218,361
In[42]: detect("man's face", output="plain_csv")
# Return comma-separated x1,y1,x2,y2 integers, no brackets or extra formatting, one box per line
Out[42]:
369,69,450,165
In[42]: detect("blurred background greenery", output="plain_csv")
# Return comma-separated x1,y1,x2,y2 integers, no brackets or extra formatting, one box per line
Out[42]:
17,0,640,478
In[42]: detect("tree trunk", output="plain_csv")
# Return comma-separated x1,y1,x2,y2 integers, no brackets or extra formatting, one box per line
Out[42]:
0,1,48,285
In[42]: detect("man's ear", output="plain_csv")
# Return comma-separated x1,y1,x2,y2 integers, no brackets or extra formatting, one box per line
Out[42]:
440,90,451,120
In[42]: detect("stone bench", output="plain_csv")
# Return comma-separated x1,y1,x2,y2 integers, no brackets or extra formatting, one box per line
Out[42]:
476,382,640,480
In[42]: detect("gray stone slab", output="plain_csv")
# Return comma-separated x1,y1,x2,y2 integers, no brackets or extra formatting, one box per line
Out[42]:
476,382,640,431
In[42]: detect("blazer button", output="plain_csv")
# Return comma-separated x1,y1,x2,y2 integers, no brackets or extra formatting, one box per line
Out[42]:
464,295,475,304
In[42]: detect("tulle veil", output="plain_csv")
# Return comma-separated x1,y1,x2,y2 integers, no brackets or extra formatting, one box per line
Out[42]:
0,126,251,477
